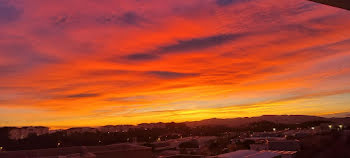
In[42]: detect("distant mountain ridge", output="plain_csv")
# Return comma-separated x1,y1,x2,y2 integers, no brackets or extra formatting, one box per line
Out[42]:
184,115,350,127
2,115,350,129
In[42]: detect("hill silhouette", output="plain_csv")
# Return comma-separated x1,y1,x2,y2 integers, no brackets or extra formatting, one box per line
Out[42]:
185,115,350,127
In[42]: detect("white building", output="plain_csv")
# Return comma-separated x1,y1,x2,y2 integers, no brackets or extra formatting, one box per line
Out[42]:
66,127,97,135
98,125,135,133
8,126,49,140
137,123,167,129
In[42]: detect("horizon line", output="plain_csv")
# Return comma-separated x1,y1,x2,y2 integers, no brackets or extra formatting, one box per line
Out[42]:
1,114,348,130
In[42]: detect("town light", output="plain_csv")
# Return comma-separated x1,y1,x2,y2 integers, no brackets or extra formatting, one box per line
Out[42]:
273,128,276,132
311,127,315,130
328,125,332,129
339,125,343,129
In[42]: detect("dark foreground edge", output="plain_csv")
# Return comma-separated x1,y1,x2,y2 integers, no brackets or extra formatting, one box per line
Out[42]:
309,0,350,11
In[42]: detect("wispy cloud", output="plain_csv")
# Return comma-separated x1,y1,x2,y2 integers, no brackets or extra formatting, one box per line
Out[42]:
147,71,199,79
119,33,246,62
1,0,350,127
124,53,160,61
65,93,101,99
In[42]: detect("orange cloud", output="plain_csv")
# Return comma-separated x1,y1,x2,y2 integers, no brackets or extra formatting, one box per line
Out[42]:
1,0,350,127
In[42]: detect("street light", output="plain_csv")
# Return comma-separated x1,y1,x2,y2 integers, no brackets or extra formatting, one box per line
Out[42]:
328,125,332,129
311,127,315,130
273,128,276,132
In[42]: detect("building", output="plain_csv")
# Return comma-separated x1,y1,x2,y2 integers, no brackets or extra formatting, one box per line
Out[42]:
153,136,216,158
283,128,318,138
0,143,152,158
87,143,152,158
216,150,280,158
268,140,300,151
152,136,216,151
216,150,297,158
265,150,297,158
320,123,345,131
8,126,49,140
98,125,135,133
216,150,258,158
244,137,286,143
250,143,268,151
159,155,205,158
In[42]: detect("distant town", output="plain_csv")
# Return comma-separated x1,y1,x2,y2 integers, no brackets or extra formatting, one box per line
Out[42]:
1,115,350,158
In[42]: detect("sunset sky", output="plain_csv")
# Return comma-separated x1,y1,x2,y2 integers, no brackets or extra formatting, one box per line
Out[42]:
1,0,350,128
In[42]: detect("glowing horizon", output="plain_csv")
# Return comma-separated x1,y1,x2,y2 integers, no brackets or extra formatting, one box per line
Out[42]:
1,0,350,128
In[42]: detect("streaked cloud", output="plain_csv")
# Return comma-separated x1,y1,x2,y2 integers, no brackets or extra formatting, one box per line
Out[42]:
65,93,101,99
147,71,200,79
123,53,160,61
0,0,350,127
